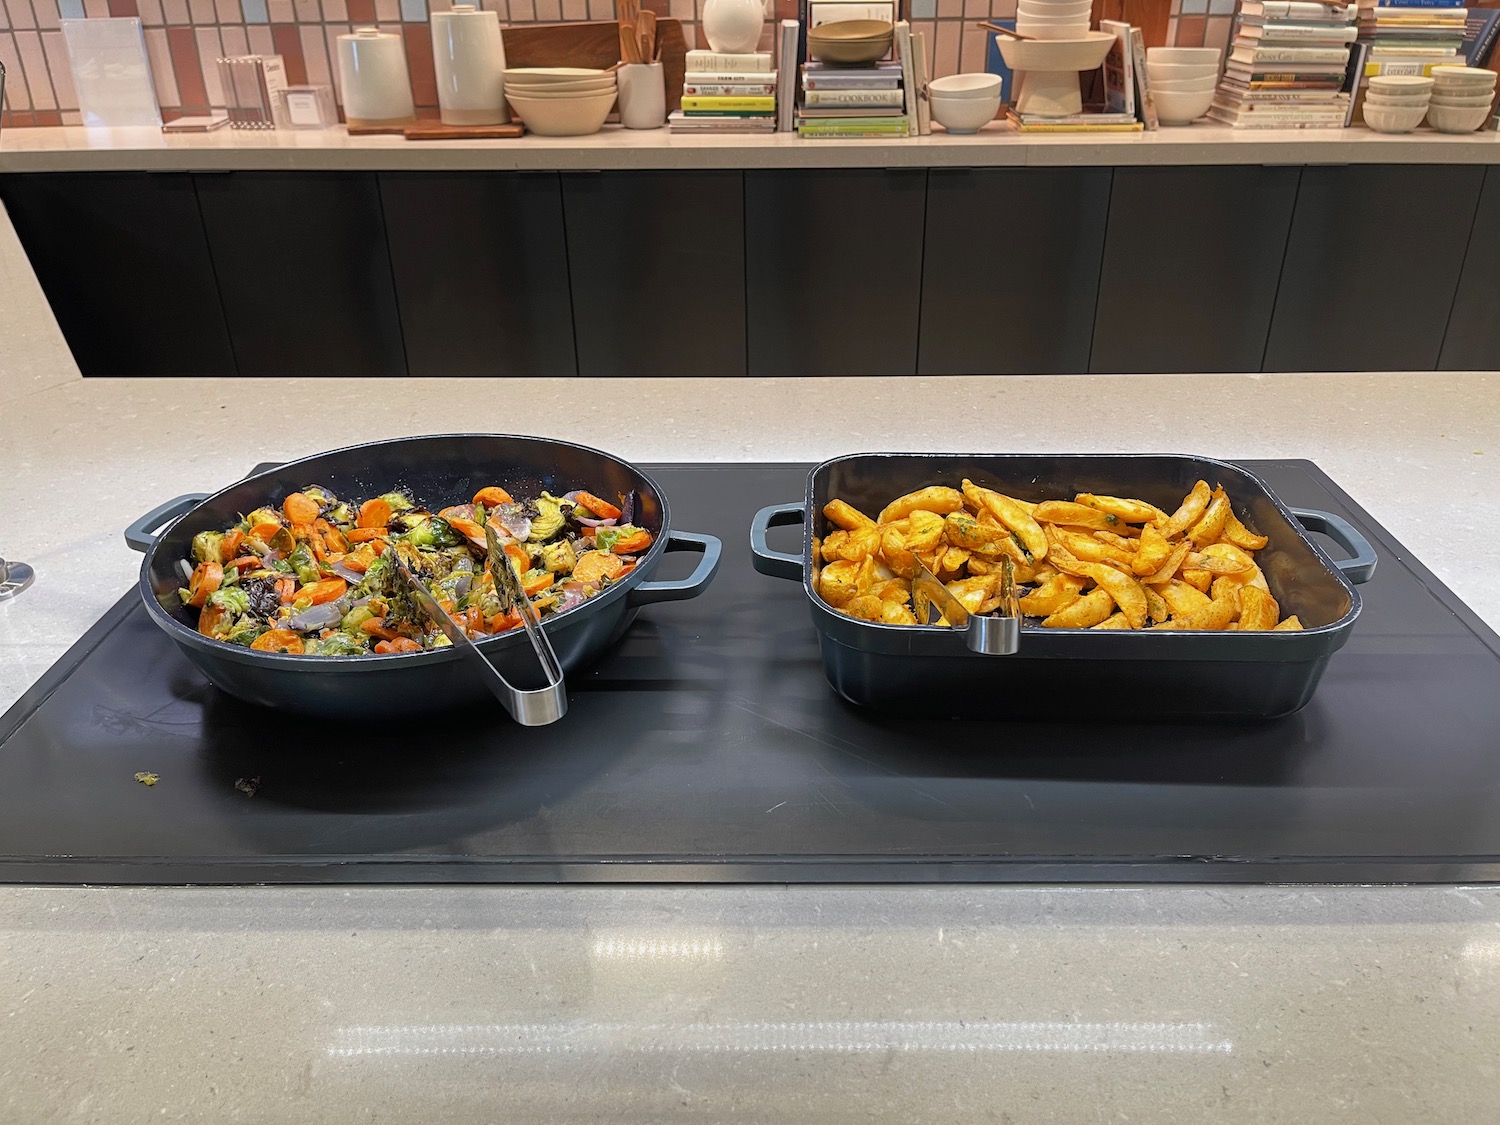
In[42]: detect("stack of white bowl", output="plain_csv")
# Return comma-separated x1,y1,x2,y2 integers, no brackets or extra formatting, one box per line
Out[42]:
503,67,618,136
1016,0,1093,41
1362,74,1432,134
1146,47,1221,125
1426,65,1497,134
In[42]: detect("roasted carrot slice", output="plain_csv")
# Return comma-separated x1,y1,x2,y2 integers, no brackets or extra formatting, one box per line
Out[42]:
315,518,349,554
297,578,347,606
522,572,555,597
360,617,398,641
488,610,522,633
282,492,320,527
250,520,281,541
466,606,484,634
276,577,296,604
186,561,223,607
339,552,371,574
573,550,625,586
345,527,386,544
503,543,531,574
219,529,244,561
574,490,622,521
439,505,476,521
251,629,304,654
356,498,392,529
198,603,229,637
445,516,488,551
473,486,512,507
609,530,653,555
224,555,260,570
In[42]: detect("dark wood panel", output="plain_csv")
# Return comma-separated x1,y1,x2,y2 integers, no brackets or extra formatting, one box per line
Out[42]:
380,172,575,376
1091,165,1297,374
1265,164,1483,373
194,172,406,377
746,168,927,377
1439,164,1500,370
0,172,234,377
921,167,1109,375
563,171,745,377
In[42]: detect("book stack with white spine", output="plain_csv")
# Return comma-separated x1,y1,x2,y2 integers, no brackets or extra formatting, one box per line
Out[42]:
794,19,920,137
1345,0,1467,122
1209,0,1358,127
668,48,778,134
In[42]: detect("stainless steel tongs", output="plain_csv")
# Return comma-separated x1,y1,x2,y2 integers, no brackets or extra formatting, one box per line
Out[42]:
912,554,1021,655
391,523,568,725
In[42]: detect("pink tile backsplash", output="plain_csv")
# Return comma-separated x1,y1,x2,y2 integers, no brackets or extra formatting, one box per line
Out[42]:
8,0,36,28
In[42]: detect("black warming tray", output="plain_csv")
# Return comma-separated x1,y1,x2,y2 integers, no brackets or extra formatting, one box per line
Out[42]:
3,460,1500,887
751,453,1376,720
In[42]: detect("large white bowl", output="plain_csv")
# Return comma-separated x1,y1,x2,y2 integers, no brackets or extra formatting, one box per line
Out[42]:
1147,46,1221,65
1426,101,1493,132
1015,10,1091,23
1150,75,1218,92
1148,61,1220,79
504,84,619,100
1367,74,1433,95
1018,0,1092,14
930,89,1003,133
928,72,1003,99
505,77,617,94
1430,64,1497,88
1014,20,1092,38
1363,101,1428,133
505,66,611,82
1153,86,1215,124
505,88,617,135
997,29,1114,71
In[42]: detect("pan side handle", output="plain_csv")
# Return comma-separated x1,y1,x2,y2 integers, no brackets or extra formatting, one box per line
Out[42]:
629,531,722,604
749,503,805,581
1291,508,1377,585
124,494,210,553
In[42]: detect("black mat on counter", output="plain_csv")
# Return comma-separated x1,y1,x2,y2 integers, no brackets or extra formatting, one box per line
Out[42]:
4,460,1500,886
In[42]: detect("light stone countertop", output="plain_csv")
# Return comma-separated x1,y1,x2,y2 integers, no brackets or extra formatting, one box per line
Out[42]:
2,121,1500,172
4,203,1500,1123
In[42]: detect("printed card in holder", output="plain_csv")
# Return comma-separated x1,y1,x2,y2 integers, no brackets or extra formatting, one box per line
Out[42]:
61,18,162,127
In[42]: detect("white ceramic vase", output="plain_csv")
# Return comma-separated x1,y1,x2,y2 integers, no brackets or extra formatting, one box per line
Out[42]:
701,0,765,53
431,3,508,125
617,62,666,128
336,27,416,127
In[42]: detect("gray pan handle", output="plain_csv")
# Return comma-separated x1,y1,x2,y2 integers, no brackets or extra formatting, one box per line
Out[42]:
124,494,209,553
629,531,723,605
1291,507,1377,585
749,503,805,581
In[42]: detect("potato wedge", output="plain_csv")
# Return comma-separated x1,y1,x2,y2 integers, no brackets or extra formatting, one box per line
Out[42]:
905,509,947,553
1053,528,1133,567
879,524,918,580
881,601,918,626
1042,525,1092,578
1133,523,1172,576
1238,584,1280,631
1075,493,1170,525
843,594,887,622
869,578,912,604
1033,500,1126,533
1094,531,1140,553
1162,594,1237,632
1272,614,1304,631
946,574,999,615
1162,480,1212,539
1187,488,1231,548
1042,587,1114,629
811,534,823,567
854,554,879,595
1139,540,1193,586
878,486,965,525
1182,567,1212,594
1223,510,1269,551
943,511,1013,557
1197,542,1256,575
961,479,1047,560
1144,585,1168,625
823,499,876,531
819,560,859,607
821,529,848,560
1019,574,1087,617
1083,563,1149,629
1160,580,1212,618
1092,612,1132,630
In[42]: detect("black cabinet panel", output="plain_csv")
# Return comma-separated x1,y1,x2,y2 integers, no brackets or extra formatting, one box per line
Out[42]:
1439,165,1500,371
920,167,1108,375
1265,164,1483,372
380,172,575,376
562,171,744,377
1091,165,1297,374
0,172,234,377
194,172,406,377
747,169,926,377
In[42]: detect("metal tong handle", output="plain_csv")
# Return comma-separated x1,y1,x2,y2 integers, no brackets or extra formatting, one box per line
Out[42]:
0,556,35,603
394,536,567,727
913,556,1021,656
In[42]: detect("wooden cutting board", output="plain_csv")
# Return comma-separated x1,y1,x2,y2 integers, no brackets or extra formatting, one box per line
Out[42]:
503,19,688,112
403,121,526,140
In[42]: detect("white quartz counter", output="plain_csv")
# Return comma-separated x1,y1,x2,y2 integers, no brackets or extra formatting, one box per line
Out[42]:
5,201,1500,1124
3,120,1500,171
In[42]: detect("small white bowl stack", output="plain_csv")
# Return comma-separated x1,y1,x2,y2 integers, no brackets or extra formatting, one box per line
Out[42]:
503,67,619,136
1016,0,1093,41
1426,65,1497,134
927,72,1004,133
1146,47,1221,125
1362,74,1433,134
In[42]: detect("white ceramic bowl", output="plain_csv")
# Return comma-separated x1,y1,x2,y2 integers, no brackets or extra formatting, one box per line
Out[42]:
1426,101,1493,132
504,84,619,99
1153,86,1215,124
504,77,617,94
505,88,617,134
1014,20,1092,38
1015,9,1091,23
1147,46,1221,65
928,72,1003,99
1150,75,1219,92
505,66,611,82
930,90,1002,133
1431,64,1497,87
1434,82,1496,97
1364,90,1431,106
1363,102,1429,133
996,29,1115,71
1367,74,1434,94
1017,0,1092,15
1148,61,1220,79
1430,91,1496,107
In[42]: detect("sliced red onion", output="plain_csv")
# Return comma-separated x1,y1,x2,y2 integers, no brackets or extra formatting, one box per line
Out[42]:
554,582,590,614
330,561,365,584
495,503,532,542
452,573,472,600
562,489,619,527
351,595,374,608
574,515,617,528
177,559,194,581
286,601,345,633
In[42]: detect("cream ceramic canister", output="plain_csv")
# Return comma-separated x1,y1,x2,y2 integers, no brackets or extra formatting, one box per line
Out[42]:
431,4,508,125
336,27,416,128
701,0,766,53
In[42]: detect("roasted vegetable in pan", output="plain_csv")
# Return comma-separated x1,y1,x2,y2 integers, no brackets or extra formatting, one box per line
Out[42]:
816,479,1302,632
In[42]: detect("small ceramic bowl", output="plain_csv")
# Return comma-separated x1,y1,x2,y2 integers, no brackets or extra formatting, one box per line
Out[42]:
808,19,894,66
927,72,1003,99
929,90,1002,133
1147,46,1221,65
1364,92,1432,107
1426,101,1493,132
1368,74,1434,95
1152,87,1215,124
1150,76,1219,92
1148,61,1220,79
1430,92,1496,107
1363,101,1429,133
1431,65,1498,88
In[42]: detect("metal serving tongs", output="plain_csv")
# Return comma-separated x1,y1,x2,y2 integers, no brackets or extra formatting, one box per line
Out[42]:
911,554,1022,655
391,524,568,726
0,555,35,603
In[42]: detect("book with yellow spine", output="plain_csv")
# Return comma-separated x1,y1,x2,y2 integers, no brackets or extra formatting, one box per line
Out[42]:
680,95,777,112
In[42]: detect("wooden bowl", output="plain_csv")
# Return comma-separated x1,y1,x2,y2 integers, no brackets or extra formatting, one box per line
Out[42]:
808,19,894,65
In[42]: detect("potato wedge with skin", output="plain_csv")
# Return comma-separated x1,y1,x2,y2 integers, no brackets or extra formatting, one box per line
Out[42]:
811,535,823,567
1092,612,1132,630
966,556,994,576
1042,526,1092,578
1076,493,1170,525
1042,587,1115,629
1033,501,1126,533
1272,614,1304,631
905,509,947,553
869,578,912,604
843,594,887,622
961,480,1047,560
1182,567,1212,594
1197,542,1256,575
878,486,965,525
1223,510,1269,551
1139,540,1193,585
821,529,847,561
1160,580,1212,618
1054,528,1132,567
1083,563,1149,629
854,554,879,595
1238,584,1280,631
1187,489,1231,547
1211,576,1244,604
1144,585,1168,625
940,546,970,573
1163,480,1212,539
1019,574,1087,617
819,560,859,607
881,601,918,626
879,524,918,580
823,499,876,531
1095,531,1139,553
1133,523,1173,576
1162,595,1237,632
944,512,1015,557
946,574,1000,615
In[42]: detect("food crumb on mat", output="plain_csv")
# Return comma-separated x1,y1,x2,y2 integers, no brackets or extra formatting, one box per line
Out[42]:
133,772,159,787
234,776,261,798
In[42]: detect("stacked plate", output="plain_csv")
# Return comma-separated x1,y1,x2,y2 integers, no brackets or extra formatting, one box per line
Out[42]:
1146,46,1220,125
503,67,618,136
1016,0,1093,41
1362,74,1432,134
1427,65,1497,134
